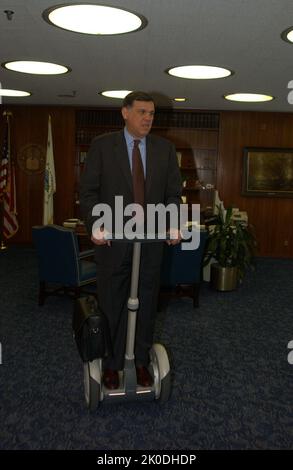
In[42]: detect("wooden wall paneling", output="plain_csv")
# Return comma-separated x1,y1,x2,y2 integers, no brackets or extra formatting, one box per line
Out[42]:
152,128,218,149
2,104,293,257
218,111,293,257
0,105,75,243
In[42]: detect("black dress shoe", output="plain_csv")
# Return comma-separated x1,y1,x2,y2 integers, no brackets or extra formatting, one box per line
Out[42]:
103,369,119,390
136,366,153,387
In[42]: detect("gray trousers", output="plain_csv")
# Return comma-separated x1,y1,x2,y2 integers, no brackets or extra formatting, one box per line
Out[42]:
95,243,164,370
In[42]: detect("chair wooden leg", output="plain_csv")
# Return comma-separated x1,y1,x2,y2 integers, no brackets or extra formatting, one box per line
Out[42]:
192,283,200,308
39,281,46,306
157,292,164,311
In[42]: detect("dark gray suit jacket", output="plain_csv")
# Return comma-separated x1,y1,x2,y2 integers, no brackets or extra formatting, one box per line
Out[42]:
80,130,182,267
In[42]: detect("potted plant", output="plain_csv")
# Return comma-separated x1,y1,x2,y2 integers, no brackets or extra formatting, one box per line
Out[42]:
203,206,256,291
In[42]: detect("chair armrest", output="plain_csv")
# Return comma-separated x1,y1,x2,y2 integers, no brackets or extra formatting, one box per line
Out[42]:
79,249,95,259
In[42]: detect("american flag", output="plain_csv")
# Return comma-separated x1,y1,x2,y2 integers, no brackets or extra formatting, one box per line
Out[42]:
0,114,19,239
0,121,8,196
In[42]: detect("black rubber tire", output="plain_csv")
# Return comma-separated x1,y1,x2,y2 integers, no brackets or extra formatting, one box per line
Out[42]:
151,343,171,404
157,371,171,403
84,362,101,411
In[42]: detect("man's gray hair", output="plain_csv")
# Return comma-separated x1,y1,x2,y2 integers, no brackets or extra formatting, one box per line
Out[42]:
122,91,154,108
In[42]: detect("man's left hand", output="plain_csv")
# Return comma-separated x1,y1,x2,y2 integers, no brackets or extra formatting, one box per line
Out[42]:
166,228,182,245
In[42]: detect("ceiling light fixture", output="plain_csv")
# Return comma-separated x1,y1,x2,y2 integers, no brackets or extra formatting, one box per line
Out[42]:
281,27,293,43
2,60,70,75
100,90,132,99
43,4,147,35
0,88,31,97
173,97,187,102
224,93,274,103
167,65,232,79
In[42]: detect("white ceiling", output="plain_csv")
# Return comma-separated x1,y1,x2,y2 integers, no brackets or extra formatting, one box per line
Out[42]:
1,0,293,112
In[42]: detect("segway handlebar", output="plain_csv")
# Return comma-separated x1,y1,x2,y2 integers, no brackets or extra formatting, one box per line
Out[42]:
104,233,172,243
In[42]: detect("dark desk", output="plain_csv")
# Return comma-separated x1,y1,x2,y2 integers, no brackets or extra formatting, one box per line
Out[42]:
63,220,92,250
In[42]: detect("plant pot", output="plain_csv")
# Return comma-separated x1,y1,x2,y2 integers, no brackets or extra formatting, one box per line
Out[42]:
210,263,238,291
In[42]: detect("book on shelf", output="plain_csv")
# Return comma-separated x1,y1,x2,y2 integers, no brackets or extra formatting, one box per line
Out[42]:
63,218,80,228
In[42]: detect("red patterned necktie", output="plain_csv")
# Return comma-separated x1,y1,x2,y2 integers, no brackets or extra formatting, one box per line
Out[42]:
132,139,145,207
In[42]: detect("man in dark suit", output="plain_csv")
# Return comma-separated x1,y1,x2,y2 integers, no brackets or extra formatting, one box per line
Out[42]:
80,91,182,389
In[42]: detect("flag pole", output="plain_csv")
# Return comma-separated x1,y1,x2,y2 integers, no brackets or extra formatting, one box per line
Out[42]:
0,193,6,250
0,110,13,251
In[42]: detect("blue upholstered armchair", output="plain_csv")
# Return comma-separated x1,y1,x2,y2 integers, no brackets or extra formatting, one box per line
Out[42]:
32,225,96,305
159,230,207,308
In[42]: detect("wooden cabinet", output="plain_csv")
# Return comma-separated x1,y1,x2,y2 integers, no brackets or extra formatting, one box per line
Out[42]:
177,147,217,213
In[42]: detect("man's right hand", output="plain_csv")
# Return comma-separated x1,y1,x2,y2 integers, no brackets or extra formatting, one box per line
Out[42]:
91,228,111,246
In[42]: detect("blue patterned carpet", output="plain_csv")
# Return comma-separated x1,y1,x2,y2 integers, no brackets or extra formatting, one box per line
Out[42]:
0,246,293,450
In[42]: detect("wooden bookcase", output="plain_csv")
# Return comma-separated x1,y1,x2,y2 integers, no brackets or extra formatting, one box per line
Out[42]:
177,147,217,209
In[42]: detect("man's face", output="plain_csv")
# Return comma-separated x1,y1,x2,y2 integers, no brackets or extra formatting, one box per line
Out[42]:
122,100,155,138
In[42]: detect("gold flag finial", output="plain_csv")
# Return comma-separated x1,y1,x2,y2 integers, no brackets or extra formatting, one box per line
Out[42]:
3,110,13,118
0,240,7,251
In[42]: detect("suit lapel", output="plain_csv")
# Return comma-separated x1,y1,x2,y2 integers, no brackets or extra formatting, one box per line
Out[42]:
114,131,133,194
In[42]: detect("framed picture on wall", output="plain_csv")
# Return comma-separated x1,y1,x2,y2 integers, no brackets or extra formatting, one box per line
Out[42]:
242,147,293,197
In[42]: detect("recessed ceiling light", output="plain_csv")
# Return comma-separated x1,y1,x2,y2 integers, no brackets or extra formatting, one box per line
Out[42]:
43,4,147,35
0,89,31,97
224,93,274,102
173,97,187,102
167,65,232,79
281,27,293,43
2,60,70,75
100,90,133,99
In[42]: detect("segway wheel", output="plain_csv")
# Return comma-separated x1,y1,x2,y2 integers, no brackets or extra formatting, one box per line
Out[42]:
158,370,171,403
151,343,171,403
84,359,101,411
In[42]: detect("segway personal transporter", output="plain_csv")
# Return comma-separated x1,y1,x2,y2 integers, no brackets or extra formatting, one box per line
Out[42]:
81,237,171,410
